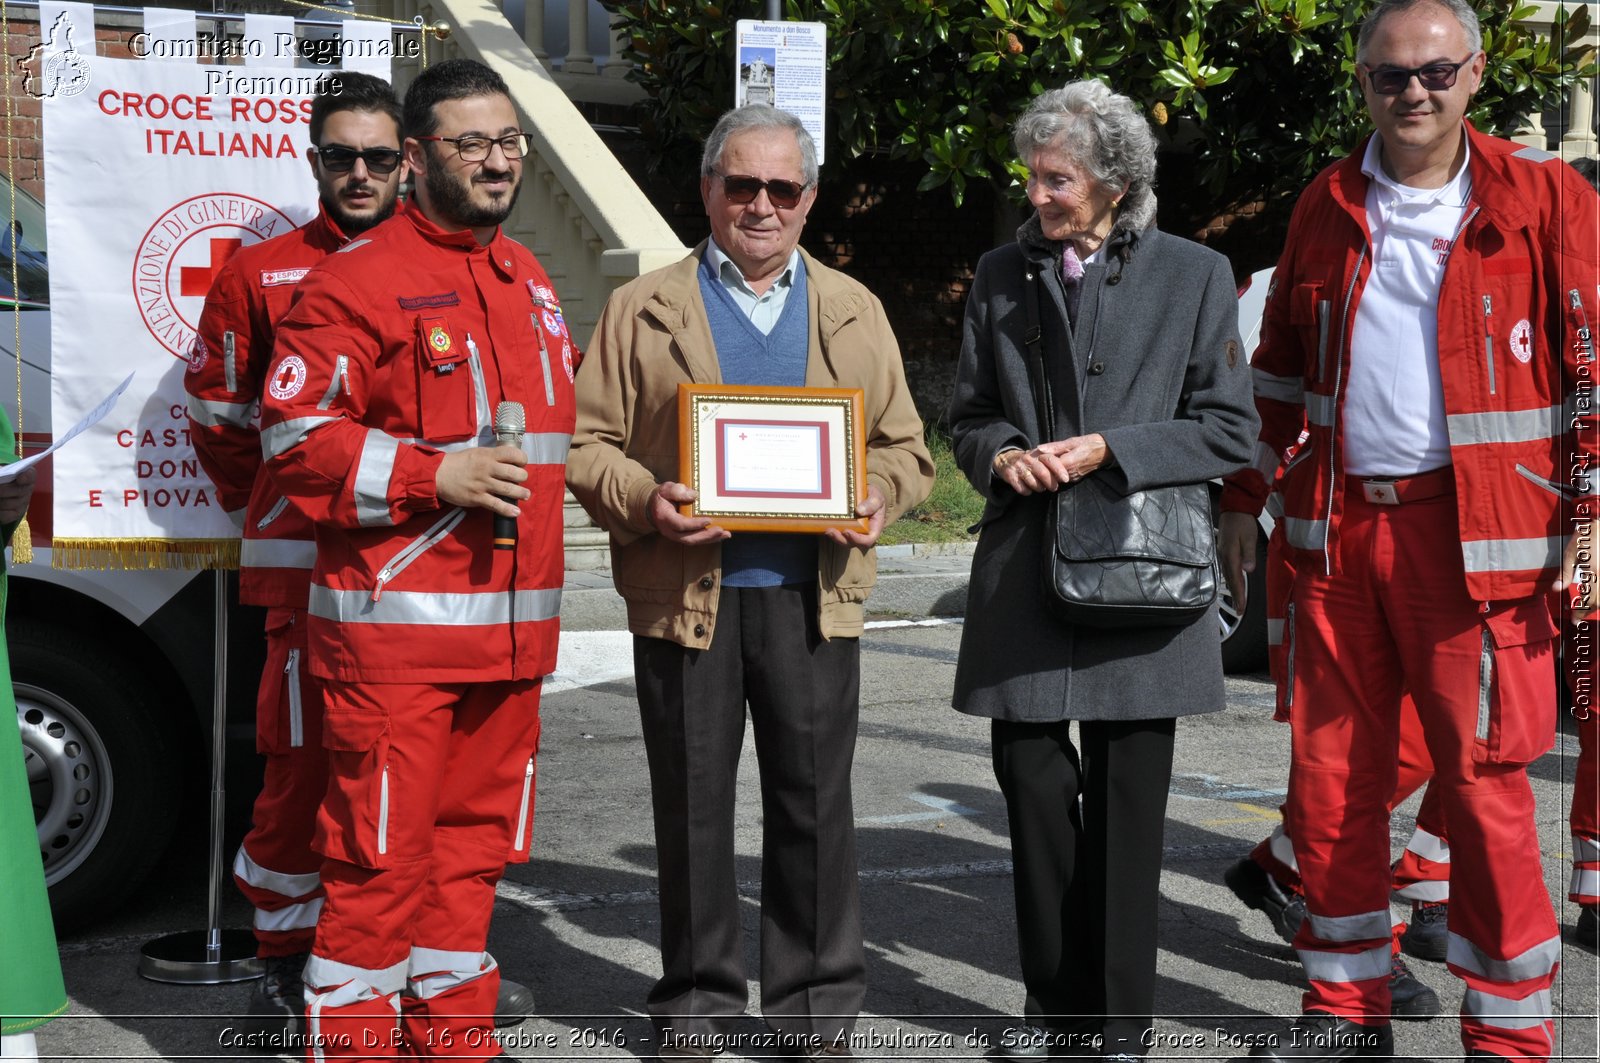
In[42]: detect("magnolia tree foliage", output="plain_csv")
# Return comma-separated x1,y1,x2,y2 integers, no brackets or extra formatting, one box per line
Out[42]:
609,0,1594,219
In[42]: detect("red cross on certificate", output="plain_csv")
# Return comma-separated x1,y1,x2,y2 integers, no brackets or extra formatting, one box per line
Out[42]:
179,237,244,297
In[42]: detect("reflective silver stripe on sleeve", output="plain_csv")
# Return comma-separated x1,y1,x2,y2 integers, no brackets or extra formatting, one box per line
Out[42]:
1446,932,1561,983
309,585,563,626
1305,392,1336,427
1403,826,1450,863
1306,909,1393,943
354,430,401,527
223,330,238,393
1574,835,1600,863
1284,517,1329,551
241,537,316,570
407,948,497,1001
1267,619,1285,647
1252,368,1305,404
1446,405,1561,446
1571,866,1600,899
1460,536,1564,574
188,395,254,430
262,416,339,460
1296,943,1391,983
1461,987,1552,1030
1251,441,1280,479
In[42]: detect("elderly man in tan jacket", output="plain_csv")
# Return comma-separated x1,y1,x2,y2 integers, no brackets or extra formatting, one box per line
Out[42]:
567,104,933,1062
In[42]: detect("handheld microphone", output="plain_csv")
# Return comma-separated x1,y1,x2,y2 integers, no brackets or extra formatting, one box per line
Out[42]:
493,400,525,551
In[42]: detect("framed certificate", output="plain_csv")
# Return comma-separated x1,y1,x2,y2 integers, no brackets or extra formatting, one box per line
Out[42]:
677,383,869,534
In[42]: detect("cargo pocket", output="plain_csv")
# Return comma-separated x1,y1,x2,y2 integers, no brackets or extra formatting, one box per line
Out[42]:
315,708,393,869
1474,598,1560,765
255,613,296,755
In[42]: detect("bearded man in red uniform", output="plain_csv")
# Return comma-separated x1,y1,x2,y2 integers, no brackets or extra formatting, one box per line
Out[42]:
258,59,575,1060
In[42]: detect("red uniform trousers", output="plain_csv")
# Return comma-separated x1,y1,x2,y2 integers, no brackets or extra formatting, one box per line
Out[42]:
1285,484,1559,1059
234,608,327,957
1569,621,1599,906
303,679,541,1062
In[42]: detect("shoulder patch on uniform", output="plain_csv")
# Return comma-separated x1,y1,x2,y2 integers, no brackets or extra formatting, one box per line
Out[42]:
1512,145,1557,164
187,335,208,374
268,355,308,400
260,268,310,288
398,291,462,310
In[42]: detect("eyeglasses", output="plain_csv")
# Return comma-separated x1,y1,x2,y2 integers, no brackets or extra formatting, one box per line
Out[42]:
1363,54,1476,96
415,132,532,163
313,145,404,175
713,171,809,210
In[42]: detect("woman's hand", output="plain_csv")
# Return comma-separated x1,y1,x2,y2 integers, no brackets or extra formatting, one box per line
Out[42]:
992,434,1110,496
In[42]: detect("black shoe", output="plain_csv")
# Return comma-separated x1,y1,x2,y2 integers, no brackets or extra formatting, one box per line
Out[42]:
1234,1012,1392,1060
494,976,533,1028
1225,857,1308,944
1574,904,1598,950
1399,900,1449,961
239,952,308,1050
1388,953,1439,1020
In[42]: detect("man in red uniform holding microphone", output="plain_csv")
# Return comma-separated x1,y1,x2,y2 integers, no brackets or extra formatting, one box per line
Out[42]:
257,58,573,1059
1218,1,1599,1059
187,72,533,1044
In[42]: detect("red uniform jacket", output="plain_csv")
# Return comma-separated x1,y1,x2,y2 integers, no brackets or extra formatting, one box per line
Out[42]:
258,208,577,683
1221,123,1600,603
185,206,350,608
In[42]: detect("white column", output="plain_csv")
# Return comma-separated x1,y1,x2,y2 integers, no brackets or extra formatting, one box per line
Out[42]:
523,0,546,61
565,0,596,74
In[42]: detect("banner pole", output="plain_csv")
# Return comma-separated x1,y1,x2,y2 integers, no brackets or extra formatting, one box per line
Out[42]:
137,569,259,984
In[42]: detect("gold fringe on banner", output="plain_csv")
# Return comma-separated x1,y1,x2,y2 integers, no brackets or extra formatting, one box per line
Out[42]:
11,515,30,565
50,538,241,571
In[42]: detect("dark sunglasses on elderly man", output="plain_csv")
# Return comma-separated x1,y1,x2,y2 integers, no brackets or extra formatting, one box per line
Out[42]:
313,145,404,175
713,171,808,209
1363,54,1476,96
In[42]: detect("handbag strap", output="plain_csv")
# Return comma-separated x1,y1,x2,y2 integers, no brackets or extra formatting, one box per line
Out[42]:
1020,268,1056,443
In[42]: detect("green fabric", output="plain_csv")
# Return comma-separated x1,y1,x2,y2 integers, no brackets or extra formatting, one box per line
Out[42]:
0,404,67,1034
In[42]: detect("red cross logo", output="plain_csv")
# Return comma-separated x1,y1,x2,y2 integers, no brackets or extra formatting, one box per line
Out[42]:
267,355,308,401
179,237,243,297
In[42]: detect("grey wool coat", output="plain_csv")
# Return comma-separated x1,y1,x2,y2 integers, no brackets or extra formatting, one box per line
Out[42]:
947,216,1259,722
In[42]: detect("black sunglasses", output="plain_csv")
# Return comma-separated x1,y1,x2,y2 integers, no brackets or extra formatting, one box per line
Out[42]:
314,145,404,175
713,171,808,209
1363,54,1475,96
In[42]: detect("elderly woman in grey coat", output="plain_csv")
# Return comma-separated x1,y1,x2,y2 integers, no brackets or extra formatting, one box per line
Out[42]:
948,81,1257,1061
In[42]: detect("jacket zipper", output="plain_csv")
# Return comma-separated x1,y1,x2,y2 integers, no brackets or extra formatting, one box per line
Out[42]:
256,496,290,531
514,757,534,852
1515,463,1574,498
372,507,466,602
1284,601,1297,709
532,313,556,406
1572,288,1595,364
464,335,492,440
1323,244,1366,573
1477,627,1493,742
1482,294,1497,395
318,354,349,410
285,648,304,748
223,331,238,393
377,766,390,856
1315,300,1330,383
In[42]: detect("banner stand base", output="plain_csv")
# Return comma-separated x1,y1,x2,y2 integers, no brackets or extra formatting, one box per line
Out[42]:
138,929,262,985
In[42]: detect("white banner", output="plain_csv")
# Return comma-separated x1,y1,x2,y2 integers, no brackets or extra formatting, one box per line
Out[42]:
41,42,326,562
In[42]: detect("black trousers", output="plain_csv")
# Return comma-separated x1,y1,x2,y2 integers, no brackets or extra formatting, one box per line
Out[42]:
634,584,865,1044
992,716,1177,1058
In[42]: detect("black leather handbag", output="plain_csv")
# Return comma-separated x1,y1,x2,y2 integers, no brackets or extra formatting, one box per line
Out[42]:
1020,268,1218,628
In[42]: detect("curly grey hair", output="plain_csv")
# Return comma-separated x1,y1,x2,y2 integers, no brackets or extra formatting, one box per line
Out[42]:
701,104,819,189
1357,0,1481,63
1013,80,1158,235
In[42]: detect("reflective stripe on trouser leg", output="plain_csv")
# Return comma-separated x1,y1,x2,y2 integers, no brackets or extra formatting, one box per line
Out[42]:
304,955,406,1061
1573,710,1600,903
1392,825,1451,902
1460,986,1554,1061
401,952,504,1061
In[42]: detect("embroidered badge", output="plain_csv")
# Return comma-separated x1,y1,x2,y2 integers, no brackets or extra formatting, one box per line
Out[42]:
540,308,563,337
526,280,557,306
268,355,307,400
419,315,466,372
186,335,208,374
429,325,452,355
260,268,310,288
561,337,576,382
1509,319,1533,363
398,291,462,311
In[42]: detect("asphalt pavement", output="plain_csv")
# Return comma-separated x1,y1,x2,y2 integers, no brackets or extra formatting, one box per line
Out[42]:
39,546,1600,1061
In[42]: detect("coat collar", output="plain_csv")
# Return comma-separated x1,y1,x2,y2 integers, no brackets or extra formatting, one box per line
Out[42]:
1327,122,1535,234
1015,212,1141,270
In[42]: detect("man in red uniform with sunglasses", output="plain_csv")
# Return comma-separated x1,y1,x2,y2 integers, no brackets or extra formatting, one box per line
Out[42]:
193,66,538,1055
1217,1,1599,1060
